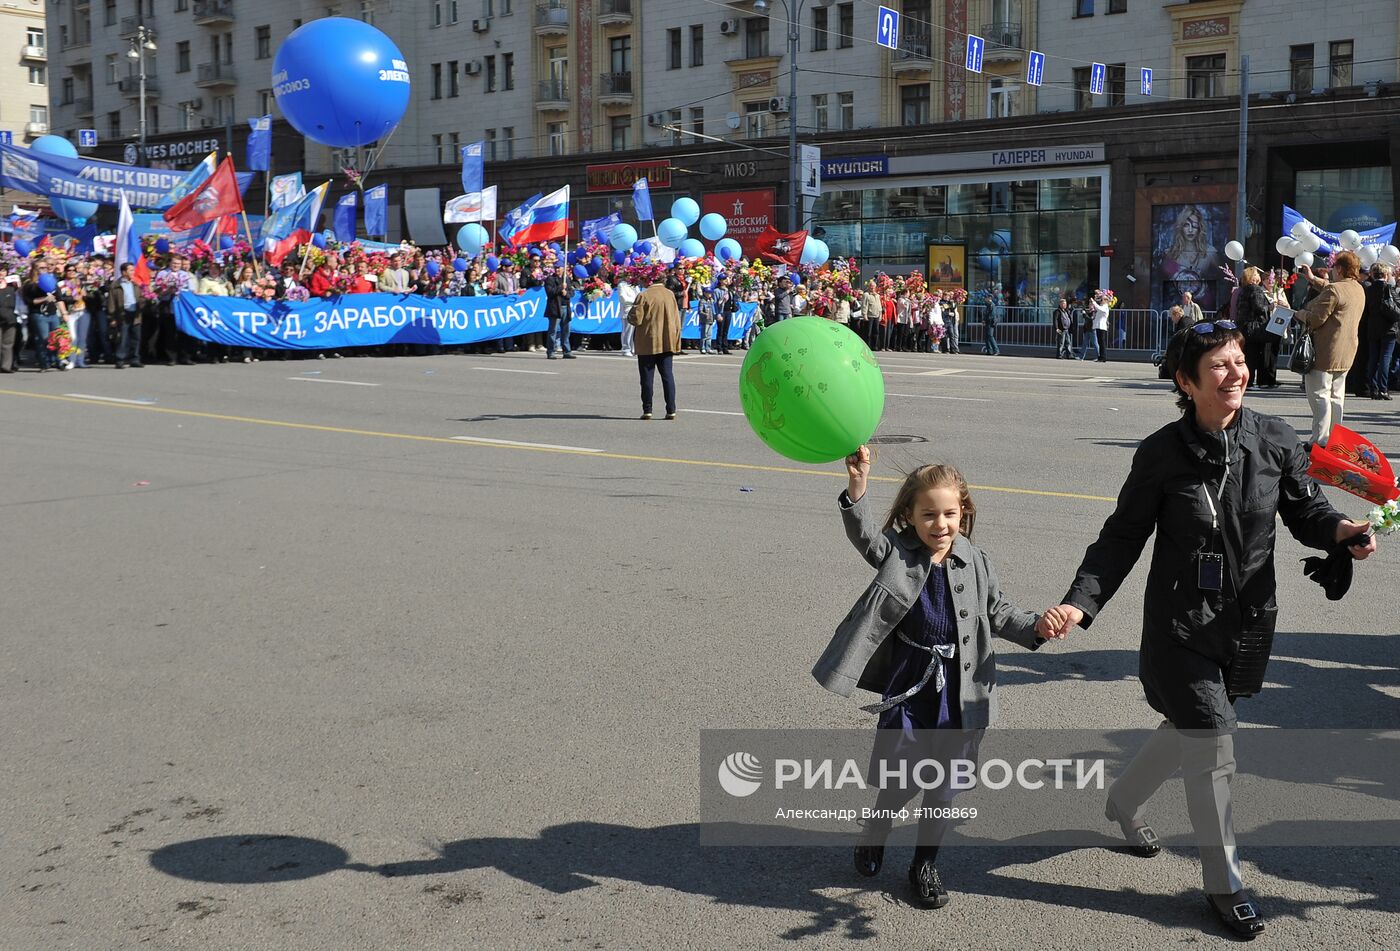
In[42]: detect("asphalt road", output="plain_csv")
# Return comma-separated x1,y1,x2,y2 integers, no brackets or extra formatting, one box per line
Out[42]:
2,347,1397,949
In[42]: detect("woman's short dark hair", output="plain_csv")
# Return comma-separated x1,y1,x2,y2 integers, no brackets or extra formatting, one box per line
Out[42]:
1165,322,1246,413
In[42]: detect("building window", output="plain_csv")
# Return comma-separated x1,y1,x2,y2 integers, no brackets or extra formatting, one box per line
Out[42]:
899,83,929,125
812,7,828,52
432,0,442,27
690,107,704,137
611,36,631,74
547,121,567,156
104,0,116,27
61,77,74,105
485,55,496,93
485,129,497,160
108,110,121,138
177,40,190,73
105,54,118,85
838,91,854,129
1289,45,1314,93
26,26,44,49
988,78,1010,117
221,33,233,64
610,115,630,151
178,102,193,131
667,28,681,70
1329,40,1353,87
502,0,512,13
449,0,459,24
668,109,682,145
837,3,854,48
1073,66,1091,109
812,93,829,132
502,127,515,159
448,131,459,159
432,133,443,165
483,0,493,14
1107,63,1125,106
743,100,766,139
449,61,460,97
690,25,703,67
1107,0,1125,12
1186,53,1225,99
29,66,46,86
1074,0,1092,17
431,63,442,99
256,26,271,59
259,89,274,114
502,53,514,90
744,18,769,59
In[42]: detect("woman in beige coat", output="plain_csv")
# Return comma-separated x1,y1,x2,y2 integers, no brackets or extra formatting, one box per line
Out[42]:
1295,251,1365,448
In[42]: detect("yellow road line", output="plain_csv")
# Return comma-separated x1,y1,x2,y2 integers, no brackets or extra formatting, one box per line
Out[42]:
0,388,1116,502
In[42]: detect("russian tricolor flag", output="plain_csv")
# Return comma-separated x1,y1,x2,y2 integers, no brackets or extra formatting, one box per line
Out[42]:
505,186,569,249
263,182,330,266
116,190,151,284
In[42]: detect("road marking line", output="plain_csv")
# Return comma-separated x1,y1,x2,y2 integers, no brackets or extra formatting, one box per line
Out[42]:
0,389,1117,502
916,368,967,376
470,366,559,375
287,377,380,387
452,435,603,453
63,393,157,405
685,409,746,416
886,392,992,403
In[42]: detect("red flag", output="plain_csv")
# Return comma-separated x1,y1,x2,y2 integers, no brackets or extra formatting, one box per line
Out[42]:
754,226,808,266
162,156,244,231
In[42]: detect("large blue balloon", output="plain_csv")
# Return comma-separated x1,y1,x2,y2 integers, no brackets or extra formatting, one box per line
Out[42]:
30,136,100,224
612,249,627,265
800,237,830,266
573,264,589,279
38,273,57,293
634,240,653,255
154,237,171,255
219,235,236,251
657,218,687,248
452,257,468,272
425,259,441,278
272,17,411,148
609,222,638,251
586,258,603,276
13,239,33,257
671,197,700,226
485,254,500,272
456,223,488,256
699,213,727,241
715,238,742,261
679,238,705,259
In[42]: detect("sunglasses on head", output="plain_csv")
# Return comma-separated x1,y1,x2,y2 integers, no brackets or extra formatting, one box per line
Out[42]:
1190,320,1237,334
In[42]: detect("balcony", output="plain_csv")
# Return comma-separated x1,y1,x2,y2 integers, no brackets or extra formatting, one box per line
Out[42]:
597,0,632,26
25,121,49,137
73,97,94,115
534,1,569,35
196,61,237,87
119,75,161,97
119,16,141,39
193,0,236,25
536,78,569,111
892,31,933,74
982,23,1023,63
598,71,632,106
21,44,46,62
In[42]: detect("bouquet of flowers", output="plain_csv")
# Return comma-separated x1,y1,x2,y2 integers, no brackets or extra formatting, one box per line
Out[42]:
874,272,895,295
928,321,947,342
1099,288,1119,308
252,275,280,301
807,289,835,318
185,240,216,273
284,284,310,303
329,272,358,296
948,287,969,305
685,261,714,289
581,275,612,302
618,261,668,287
342,166,364,189
151,272,185,300
47,323,78,367
1367,498,1400,535
901,271,927,298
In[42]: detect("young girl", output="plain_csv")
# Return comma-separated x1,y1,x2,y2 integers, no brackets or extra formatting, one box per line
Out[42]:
812,447,1059,909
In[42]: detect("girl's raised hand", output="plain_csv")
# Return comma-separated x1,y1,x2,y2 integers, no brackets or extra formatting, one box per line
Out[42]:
845,446,870,500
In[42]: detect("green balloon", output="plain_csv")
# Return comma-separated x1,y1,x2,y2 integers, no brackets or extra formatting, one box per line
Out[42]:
737,317,886,464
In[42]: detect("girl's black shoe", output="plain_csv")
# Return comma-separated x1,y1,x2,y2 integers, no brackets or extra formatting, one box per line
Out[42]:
908,859,950,908
1207,890,1265,938
853,844,883,878
1105,799,1161,857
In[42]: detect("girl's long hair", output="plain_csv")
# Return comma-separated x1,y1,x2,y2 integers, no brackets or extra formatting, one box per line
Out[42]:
883,463,976,540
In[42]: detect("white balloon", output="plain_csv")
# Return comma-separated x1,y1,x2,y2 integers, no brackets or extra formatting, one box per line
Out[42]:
1284,238,1304,257
1294,250,1315,269
1380,245,1400,267
1275,236,1295,256
1337,229,1362,251
1300,232,1323,253
1358,245,1379,268
1290,221,1313,240
1224,240,1245,262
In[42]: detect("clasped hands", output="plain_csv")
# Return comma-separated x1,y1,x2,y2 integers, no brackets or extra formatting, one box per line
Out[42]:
1036,604,1083,640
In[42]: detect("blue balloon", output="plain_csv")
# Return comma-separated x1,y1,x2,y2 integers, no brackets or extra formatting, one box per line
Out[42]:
452,257,468,272
670,197,700,226
679,238,705,259
13,239,33,257
799,237,829,266
38,273,57,293
311,233,327,249
657,218,687,249
699,213,727,241
573,264,589,279
31,136,100,224
272,17,410,148
609,222,638,251
219,235,236,251
485,254,500,272
425,259,441,278
456,223,488,256
634,240,653,255
586,258,602,276
715,238,742,262
790,271,802,285
612,249,627,264
154,237,171,255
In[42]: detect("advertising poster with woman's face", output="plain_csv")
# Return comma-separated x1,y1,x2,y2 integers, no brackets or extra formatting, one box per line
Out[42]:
1152,203,1228,312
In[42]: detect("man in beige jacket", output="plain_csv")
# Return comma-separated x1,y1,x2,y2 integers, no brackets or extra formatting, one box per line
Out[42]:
627,277,682,420
1296,252,1366,447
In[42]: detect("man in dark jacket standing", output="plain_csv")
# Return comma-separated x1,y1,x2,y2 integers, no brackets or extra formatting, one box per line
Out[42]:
1053,297,1074,358
0,270,17,372
106,263,145,369
542,263,573,359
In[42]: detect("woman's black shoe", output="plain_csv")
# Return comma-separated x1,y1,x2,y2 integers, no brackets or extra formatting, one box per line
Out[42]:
853,844,883,878
1207,890,1265,938
1105,800,1161,857
907,859,950,909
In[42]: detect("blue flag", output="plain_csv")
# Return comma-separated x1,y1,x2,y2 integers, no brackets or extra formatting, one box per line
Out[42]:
581,213,620,244
500,192,543,247
247,116,272,172
364,184,388,237
632,177,653,222
460,141,484,195
333,192,358,243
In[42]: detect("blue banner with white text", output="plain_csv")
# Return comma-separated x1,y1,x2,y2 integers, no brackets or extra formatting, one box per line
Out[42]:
175,290,758,350
0,142,257,209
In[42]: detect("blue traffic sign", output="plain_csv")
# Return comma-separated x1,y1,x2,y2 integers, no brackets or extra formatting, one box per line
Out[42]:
1026,50,1045,87
965,35,985,73
1090,62,1106,96
1140,67,1153,97
78,129,98,148
0,131,11,146
876,6,899,50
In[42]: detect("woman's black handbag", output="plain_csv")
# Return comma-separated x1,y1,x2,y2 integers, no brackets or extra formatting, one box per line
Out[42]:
1288,331,1315,375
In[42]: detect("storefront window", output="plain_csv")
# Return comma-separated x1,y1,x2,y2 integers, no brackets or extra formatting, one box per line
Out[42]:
1295,167,1394,232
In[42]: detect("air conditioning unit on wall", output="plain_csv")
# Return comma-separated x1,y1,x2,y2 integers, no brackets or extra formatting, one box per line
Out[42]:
647,112,667,127
719,18,739,36
472,18,490,33
768,96,790,114
465,61,482,76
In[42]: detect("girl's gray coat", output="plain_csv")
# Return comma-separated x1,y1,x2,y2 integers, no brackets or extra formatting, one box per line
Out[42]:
812,492,1044,729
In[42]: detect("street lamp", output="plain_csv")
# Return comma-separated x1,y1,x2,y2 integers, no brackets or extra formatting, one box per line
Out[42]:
127,27,157,164
753,0,832,233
